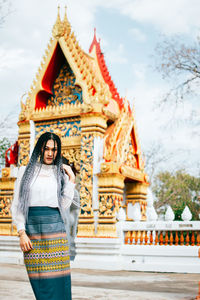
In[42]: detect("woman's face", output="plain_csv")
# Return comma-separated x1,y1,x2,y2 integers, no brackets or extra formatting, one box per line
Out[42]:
43,139,58,165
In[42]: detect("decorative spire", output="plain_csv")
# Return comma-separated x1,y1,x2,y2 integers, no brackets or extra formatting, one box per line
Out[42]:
89,27,123,109
19,93,28,121
52,5,64,39
63,6,71,36
94,27,97,41
89,28,98,53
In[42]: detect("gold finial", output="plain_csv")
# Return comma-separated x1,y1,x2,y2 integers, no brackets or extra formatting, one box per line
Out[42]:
63,6,71,36
52,5,64,39
19,93,28,121
56,5,61,23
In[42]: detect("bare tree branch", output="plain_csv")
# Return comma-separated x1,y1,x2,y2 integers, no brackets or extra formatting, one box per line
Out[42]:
154,35,200,104
0,0,12,27
144,141,174,182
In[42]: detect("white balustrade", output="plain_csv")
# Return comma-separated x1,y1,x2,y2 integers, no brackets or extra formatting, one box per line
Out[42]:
122,221,200,246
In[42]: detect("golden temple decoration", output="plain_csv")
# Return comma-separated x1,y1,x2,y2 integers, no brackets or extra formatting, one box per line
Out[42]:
61,27,112,106
77,224,95,237
0,176,15,191
96,224,118,238
18,138,30,166
1,168,10,178
61,136,81,148
120,165,145,182
19,100,27,121
0,195,12,218
23,6,113,118
79,133,94,217
62,148,81,172
77,108,107,236
104,102,128,161
131,102,145,170
81,104,93,114
0,176,16,235
102,105,119,121
31,102,82,121
52,6,65,39
97,171,124,237
17,120,31,166
123,137,137,168
35,117,81,140
47,62,82,107
63,6,71,36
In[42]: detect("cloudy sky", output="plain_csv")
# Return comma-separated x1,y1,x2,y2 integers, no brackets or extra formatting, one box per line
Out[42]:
0,0,200,176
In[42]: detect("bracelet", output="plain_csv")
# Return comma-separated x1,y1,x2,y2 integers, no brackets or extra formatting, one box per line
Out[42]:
18,230,25,237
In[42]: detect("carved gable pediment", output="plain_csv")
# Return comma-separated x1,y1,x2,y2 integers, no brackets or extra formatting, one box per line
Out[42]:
103,99,145,179
47,61,83,107
123,135,137,169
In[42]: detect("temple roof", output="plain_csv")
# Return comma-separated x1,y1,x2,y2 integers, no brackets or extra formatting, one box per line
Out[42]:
89,29,124,110
19,7,147,182
22,7,115,118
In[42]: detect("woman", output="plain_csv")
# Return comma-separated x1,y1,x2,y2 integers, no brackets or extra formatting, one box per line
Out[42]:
11,132,76,300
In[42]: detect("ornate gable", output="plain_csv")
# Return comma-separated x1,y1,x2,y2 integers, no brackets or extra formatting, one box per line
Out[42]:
103,99,146,182
20,7,115,124
47,61,83,107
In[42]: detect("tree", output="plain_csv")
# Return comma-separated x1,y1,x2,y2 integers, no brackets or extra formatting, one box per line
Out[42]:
144,141,173,182
0,137,11,168
155,36,200,104
0,110,18,170
0,0,12,26
152,170,200,220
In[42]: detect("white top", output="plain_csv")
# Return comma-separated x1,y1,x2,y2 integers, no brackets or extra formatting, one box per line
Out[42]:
11,164,75,232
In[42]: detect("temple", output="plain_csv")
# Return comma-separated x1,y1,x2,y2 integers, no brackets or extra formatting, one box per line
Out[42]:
0,7,148,238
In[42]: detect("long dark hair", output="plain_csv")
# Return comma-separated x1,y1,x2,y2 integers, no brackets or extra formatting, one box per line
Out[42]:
17,132,66,221
62,156,77,176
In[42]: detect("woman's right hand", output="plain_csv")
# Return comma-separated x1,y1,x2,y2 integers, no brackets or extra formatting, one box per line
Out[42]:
19,231,33,252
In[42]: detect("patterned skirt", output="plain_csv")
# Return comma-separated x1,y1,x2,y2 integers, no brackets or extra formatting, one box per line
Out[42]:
24,206,71,300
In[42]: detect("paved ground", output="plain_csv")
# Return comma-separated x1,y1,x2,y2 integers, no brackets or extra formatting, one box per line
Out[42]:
0,263,199,300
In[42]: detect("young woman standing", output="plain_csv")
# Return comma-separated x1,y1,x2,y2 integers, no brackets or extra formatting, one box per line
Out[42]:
11,132,76,300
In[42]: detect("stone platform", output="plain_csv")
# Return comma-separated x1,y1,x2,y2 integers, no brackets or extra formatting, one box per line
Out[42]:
0,263,199,300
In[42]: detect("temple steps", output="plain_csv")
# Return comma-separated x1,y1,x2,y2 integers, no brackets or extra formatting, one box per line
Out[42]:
0,236,23,264
0,236,20,251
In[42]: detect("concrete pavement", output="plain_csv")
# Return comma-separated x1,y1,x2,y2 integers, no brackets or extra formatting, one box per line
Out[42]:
0,263,199,299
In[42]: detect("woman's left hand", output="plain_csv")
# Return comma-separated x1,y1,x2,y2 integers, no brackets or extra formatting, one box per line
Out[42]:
63,164,75,183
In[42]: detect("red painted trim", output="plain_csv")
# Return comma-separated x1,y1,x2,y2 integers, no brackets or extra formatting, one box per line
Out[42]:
5,141,18,167
89,29,124,110
35,43,66,109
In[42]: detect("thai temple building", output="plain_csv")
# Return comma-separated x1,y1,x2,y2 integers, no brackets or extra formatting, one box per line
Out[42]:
0,7,148,238
0,7,199,273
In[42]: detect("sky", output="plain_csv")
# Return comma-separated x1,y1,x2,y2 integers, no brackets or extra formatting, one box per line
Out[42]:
0,0,200,176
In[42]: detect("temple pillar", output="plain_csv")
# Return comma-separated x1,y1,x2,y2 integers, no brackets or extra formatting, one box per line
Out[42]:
126,181,148,221
17,120,31,166
77,104,107,237
97,162,125,237
0,168,17,235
